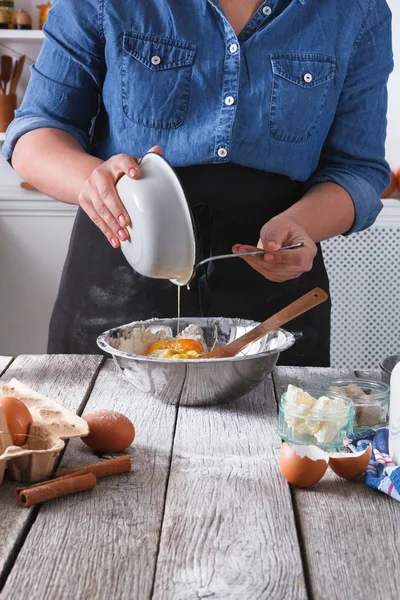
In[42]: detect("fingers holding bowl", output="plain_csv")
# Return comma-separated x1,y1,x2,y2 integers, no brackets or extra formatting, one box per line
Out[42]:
78,145,165,250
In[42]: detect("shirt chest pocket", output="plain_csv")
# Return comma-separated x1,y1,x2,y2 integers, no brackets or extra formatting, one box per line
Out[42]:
269,53,336,143
122,32,196,130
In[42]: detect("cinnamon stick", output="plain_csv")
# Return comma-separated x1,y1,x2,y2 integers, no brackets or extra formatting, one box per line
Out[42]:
16,472,96,507
54,455,131,479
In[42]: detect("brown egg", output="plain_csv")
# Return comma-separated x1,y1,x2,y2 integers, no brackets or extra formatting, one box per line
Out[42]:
279,442,329,488
328,444,372,480
0,396,33,446
82,410,135,453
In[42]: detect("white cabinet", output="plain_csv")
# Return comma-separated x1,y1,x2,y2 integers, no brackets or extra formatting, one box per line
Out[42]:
0,154,76,355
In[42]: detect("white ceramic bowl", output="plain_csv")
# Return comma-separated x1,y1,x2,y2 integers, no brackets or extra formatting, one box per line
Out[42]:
116,152,196,285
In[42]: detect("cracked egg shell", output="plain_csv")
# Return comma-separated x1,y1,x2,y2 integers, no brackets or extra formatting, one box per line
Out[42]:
279,443,329,488
328,444,372,480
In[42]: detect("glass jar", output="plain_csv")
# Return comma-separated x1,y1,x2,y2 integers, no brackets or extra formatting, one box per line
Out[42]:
0,1,14,28
278,388,355,450
36,2,52,30
321,379,390,431
0,8,9,29
12,9,32,30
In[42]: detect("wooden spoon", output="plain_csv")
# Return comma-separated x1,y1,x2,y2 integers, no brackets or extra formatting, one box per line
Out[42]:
9,56,25,96
201,287,329,359
0,56,13,95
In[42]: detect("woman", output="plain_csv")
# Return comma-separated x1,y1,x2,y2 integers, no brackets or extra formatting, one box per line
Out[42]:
3,0,393,364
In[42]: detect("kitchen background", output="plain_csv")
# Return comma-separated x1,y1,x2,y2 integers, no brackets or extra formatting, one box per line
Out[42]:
0,0,399,367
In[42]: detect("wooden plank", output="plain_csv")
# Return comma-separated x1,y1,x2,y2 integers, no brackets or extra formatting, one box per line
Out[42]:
273,366,400,600
0,354,103,590
152,376,307,600
0,356,13,375
0,359,178,600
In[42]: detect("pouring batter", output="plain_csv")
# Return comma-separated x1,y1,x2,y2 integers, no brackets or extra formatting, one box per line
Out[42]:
3,0,393,365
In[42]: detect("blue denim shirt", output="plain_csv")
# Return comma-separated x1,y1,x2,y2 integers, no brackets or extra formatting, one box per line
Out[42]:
3,0,393,233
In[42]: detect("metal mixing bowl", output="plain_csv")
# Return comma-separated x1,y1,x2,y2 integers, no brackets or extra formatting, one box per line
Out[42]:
97,317,295,406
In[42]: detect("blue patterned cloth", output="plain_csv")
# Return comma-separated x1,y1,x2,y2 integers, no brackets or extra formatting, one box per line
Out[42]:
347,428,400,501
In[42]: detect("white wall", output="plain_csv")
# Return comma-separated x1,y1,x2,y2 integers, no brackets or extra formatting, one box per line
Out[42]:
386,0,399,171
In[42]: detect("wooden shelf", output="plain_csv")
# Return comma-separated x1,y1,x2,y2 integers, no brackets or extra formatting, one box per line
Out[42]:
0,30,44,41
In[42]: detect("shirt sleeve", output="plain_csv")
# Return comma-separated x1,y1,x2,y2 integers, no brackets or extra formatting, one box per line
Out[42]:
307,0,394,234
2,0,105,162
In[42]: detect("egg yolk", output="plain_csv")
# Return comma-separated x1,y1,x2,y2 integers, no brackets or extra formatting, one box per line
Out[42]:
146,338,203,359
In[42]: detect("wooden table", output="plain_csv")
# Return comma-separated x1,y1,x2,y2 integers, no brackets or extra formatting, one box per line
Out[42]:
0,355,399,600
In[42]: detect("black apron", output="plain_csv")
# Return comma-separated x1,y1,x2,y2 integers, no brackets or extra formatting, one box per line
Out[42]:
48,163,330,366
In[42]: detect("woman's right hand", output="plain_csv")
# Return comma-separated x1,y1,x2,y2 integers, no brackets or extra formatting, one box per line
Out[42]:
78,145,163,248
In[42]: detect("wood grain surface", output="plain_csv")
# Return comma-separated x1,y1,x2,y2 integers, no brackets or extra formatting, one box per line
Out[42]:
152,376,307,600
0,354,103,590
273,366,400,600
1,358,399,600
1,359,179,600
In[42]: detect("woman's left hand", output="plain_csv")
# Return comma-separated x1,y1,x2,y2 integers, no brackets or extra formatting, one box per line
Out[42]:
232,215,317,282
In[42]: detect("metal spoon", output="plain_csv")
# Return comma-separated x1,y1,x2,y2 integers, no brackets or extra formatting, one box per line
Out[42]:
189,242,304,283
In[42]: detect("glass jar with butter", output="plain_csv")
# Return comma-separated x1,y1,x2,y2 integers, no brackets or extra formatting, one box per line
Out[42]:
321,379,390,431
278,385,355,450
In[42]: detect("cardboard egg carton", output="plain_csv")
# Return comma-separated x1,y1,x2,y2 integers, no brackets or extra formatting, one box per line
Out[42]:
0,379,89,484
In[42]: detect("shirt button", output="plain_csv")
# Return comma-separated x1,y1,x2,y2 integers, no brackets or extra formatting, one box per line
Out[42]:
151,55,161,66
303,72,313,83
229,43,238,54
217,147,228,158
224,96,235,106
262,6,272,16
